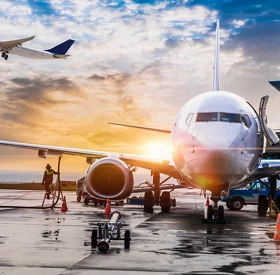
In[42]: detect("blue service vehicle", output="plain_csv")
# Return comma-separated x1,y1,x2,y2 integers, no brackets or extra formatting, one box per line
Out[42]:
222,180,280,211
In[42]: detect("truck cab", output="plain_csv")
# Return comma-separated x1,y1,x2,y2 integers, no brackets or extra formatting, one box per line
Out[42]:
222,180,280,210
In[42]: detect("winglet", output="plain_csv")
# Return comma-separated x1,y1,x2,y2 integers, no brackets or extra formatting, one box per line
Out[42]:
45,39,75,55
213,20,220,91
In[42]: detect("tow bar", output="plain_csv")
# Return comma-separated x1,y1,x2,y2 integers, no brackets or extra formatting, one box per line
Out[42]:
91,211,131,253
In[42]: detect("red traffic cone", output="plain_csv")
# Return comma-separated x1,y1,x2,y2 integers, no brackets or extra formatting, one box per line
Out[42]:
61,196,68,212
104,198,111,216
205,196,210,206
274,214,280,242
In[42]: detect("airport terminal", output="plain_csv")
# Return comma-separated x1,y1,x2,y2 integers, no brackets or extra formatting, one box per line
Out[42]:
1,1,280,275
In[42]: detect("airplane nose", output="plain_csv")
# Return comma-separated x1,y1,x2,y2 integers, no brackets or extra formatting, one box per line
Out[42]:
174,124,248,194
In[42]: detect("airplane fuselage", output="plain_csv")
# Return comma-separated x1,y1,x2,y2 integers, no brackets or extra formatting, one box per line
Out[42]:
9,47,66,59
171,91,263,194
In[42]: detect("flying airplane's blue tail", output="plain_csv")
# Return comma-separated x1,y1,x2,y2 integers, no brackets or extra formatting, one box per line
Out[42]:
45,39,75,55
213,20,220,91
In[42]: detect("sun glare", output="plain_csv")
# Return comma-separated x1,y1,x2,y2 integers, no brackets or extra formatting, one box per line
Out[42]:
143,142,172,159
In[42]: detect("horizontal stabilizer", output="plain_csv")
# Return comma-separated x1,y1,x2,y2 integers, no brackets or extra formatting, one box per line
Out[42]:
108,122,171,134
269,81,280,92
45,39,75,55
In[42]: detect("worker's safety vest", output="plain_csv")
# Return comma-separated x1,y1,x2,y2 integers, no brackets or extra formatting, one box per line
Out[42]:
45,169,54,175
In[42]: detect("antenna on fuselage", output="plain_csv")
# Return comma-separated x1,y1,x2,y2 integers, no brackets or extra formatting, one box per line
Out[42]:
213,20,220,91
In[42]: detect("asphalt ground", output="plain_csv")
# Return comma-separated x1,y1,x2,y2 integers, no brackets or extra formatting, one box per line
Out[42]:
0,189,280,275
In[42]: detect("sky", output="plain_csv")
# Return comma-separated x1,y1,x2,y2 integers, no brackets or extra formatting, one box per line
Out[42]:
1,0,280,175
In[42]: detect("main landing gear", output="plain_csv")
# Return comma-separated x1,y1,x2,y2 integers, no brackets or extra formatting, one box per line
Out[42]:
143,171,176,214
1,52,8,60
202,194,226,224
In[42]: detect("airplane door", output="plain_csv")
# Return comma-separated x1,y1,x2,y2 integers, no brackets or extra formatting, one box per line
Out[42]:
259,96,280,146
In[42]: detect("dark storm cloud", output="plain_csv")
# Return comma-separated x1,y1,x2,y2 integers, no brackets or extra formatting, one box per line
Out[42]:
88,73,135,111
0,76,83,126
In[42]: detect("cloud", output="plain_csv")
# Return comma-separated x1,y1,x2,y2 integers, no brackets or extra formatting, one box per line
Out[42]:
0,76,84,126
88,72,135,111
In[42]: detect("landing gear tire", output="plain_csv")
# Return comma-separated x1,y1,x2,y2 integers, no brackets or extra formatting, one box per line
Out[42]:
4,55,8,60
84,197,90,205
144,191,154,213
124,230,131,249
91,229,98,248
160,191,171,213
231,197,244,211
93,199,98,207
258,195,268,217
218,205,224,220
1,52,5,58
226,201,233,210
207,205,213,220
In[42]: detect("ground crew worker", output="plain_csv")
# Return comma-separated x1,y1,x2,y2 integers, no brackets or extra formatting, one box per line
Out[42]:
42,164,58,199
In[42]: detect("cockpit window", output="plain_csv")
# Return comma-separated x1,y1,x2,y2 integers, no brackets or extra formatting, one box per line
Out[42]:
196,113,218,122
241,114,252,128
185,113,194,126
220,113,241,123
195,112,252,125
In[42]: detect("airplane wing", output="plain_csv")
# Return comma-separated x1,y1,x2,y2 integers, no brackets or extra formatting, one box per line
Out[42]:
0,36,35,52
0,140,181,179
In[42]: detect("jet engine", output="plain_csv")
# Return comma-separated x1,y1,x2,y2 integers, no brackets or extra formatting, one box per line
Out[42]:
85,158,134,200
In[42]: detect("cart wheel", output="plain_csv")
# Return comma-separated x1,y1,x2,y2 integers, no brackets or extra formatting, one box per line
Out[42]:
77,195,81,202
91,229,98,248
84,198,90,205
124,230,131,249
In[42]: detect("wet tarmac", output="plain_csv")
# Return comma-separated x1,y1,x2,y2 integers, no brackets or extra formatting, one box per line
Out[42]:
0,189,280,274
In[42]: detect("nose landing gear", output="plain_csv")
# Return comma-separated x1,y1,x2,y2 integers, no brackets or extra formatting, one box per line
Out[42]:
203,194,226,224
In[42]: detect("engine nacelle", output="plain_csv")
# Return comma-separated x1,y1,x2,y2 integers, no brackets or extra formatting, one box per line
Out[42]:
85,158,134,201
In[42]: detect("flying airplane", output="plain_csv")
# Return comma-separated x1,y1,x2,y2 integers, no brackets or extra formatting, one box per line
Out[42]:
1,21,280,221
0,36,75,60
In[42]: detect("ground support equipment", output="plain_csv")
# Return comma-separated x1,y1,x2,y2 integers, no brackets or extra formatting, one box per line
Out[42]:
91,211,131,253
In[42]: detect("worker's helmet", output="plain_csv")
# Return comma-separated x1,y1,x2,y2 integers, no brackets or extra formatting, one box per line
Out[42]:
46,164,51,169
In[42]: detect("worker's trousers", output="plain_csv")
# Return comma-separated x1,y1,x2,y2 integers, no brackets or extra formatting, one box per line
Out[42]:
44,182,52,198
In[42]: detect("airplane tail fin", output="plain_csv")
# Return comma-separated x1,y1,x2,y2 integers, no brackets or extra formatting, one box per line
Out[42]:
45,39,75,55
213,20,220,91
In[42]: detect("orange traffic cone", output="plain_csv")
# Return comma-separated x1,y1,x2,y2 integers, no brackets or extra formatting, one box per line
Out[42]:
205,196,210,206
273,213,280,242
61,196,68,212
104,198,111,216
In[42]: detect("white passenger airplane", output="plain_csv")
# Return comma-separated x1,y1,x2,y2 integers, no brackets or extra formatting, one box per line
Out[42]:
0,36,75,60
0,21,280,220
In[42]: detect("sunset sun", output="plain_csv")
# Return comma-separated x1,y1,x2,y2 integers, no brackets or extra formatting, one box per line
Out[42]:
143,142,172,159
